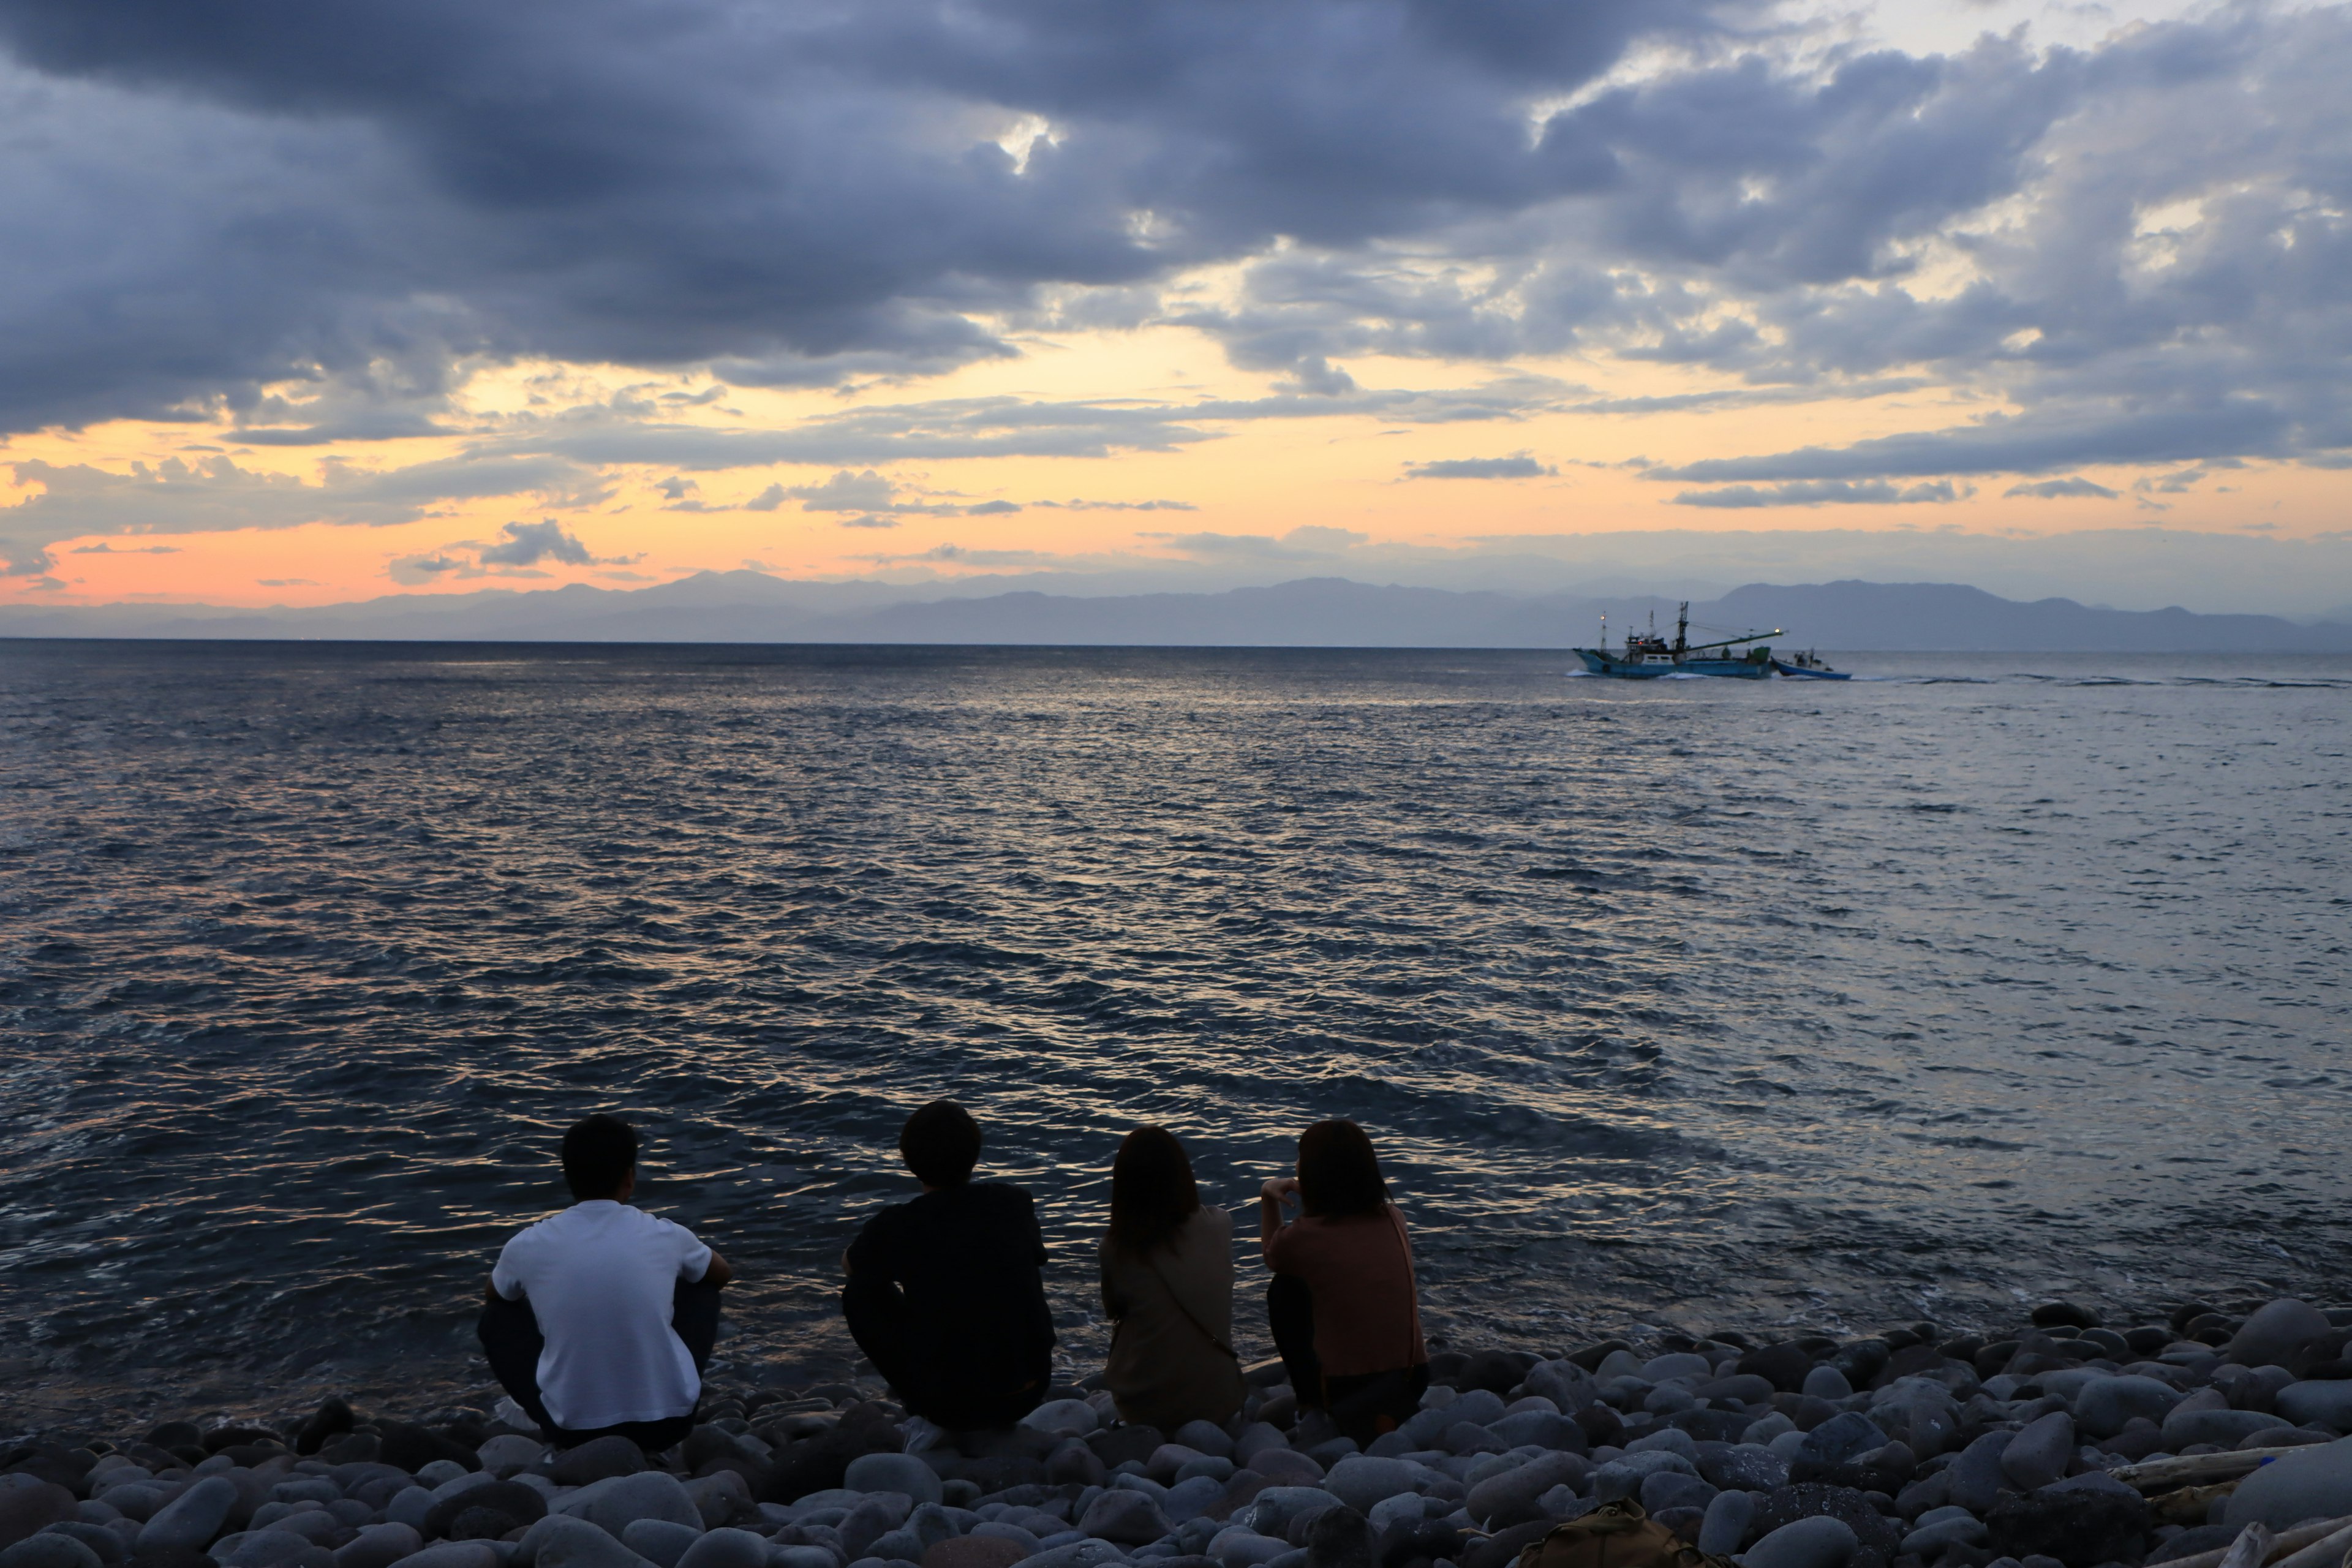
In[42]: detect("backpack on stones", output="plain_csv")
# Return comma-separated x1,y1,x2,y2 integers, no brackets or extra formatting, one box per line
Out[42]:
1512,1500,1732,1568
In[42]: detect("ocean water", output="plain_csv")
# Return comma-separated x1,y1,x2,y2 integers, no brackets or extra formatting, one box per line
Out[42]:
2,641,2347,1431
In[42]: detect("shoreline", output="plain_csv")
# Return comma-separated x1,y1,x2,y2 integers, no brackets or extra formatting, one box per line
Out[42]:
12,1296,2352,1568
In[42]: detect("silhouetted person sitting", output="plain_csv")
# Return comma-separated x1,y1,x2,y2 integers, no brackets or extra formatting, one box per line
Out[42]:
479,1114,733,1452
842,1100,1054,1430
1261,1117,1428,1445
1101,1125,1246,1430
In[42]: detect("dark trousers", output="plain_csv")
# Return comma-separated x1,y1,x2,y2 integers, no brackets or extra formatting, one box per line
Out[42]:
842,1276,1044,1431
478,1278,723,1452
1268,1273,1430,1445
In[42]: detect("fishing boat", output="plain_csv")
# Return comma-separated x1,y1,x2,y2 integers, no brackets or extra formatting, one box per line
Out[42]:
1572,603,1780,679
1771,649,1851,679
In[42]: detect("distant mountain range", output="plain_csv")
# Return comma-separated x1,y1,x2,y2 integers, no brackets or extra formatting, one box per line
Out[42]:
4,573,2350,652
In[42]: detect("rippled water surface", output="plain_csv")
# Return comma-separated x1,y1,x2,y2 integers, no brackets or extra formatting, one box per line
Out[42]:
3,642,2348,1428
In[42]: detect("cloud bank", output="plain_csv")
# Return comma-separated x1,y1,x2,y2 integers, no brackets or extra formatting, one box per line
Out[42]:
0,0,2345,560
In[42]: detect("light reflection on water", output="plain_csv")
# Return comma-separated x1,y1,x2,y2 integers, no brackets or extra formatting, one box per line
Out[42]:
0,643,2346,1425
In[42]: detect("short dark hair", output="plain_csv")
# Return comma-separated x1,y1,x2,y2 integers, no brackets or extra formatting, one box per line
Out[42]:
1297,1119,1388,1218
562,1114,639,1200
1107,1125,1200,1257
900,1100,981,1186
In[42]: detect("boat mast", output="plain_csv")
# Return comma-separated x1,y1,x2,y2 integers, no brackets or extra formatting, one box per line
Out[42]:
1674,601,1689,657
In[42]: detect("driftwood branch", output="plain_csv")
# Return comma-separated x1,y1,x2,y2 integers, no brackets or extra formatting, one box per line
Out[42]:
2148,1516,2352,1568
2267,1520,2352,1568
2111,1447,2315,1492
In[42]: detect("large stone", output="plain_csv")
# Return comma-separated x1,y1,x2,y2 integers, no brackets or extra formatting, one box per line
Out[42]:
138,1478,241,1556
1208,1528,1292,1568
1524,1363,1600,1413
1046,1442,1105,1490
383,1547,498,1568
0,1536,103,1568
2163,1406,2285,1449
1081,1490,1171,1545
2228,1302,2334,1371
1945,1433,2012,1515
0,1480,78,1552
1999,1414,2073,1492
35,1528,121,1568
1743,1517,1856,1568
1020,1402,1101,1439
519,1516,644,1568
2277,1384,2352,1434
2225,1436,2352,1528
426,1483,547,1542
1318,1460,1414,1517
1172,1423,1235,1463
567,1474,702,1538
377,1428,478,1479
2073,1377,2182,1439
1698,1491,1755,1556
1242,1492,1343,1542
1800,1369,1852,1402
334,1524,423,1568
548,1442,647,1488
1638,1474,1714,1515
1489,1414,1583,1453
1304,1507,1373,1568
476,1439,545,1477
1986,1487,2148,1567
1796,1415,1886,1468
1023,1542,1128,1568
679,1476,752,1532
618,1522,700,1568
1748,1487,1901,1560
673,1530,765,1568
1466,1454,1589,1531
1696,1446,1785,1494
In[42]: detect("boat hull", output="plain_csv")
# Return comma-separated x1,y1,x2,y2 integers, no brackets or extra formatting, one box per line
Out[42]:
1572,649,1773,679
1771,660,1851,680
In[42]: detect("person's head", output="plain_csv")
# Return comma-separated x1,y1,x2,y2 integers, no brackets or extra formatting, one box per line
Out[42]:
900,1099,982,1188
562,1113,638,1202
1296,1118,1388,1217
1107,1125,1200,1256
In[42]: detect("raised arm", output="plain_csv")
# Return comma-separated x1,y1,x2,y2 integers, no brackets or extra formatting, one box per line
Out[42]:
1259,1175,1300,1258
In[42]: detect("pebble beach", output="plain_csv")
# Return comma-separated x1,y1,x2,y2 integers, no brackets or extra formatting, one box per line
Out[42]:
14,1297,2352,1568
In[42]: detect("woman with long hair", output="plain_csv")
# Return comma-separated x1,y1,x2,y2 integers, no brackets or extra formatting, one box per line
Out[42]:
1099,1125,1246,1429
1260,1118,1428,1444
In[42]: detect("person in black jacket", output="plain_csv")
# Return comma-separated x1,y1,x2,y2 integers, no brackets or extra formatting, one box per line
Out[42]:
842,1100,1055,1430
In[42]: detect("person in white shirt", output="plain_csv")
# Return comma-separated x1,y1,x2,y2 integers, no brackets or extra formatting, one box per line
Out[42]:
478,1114,734,1451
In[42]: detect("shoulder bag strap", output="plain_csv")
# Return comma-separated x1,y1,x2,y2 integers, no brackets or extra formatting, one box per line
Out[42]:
1147,1256,1242,1362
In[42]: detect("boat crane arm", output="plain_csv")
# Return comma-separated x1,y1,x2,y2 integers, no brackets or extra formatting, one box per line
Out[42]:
1678,627,1783,653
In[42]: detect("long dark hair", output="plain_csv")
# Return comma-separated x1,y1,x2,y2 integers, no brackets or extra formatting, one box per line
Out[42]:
1107,1125,1201,1256
1298,1118,1389,1218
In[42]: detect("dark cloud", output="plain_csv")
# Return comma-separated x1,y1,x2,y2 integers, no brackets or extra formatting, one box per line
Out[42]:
0,0,2343,507
478,519,605,568
67,541,180,554
1404,454,1555,479
2,453,593,549
2006,477,2119,500
0,0,1724,435
1654,402,2295,484
1670,478,1962,507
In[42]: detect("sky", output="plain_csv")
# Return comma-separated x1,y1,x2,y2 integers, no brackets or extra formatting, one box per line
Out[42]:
1,0,2348,615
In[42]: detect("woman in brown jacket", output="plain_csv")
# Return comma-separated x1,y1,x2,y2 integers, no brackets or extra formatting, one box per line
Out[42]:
1099,1126,1247,1430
